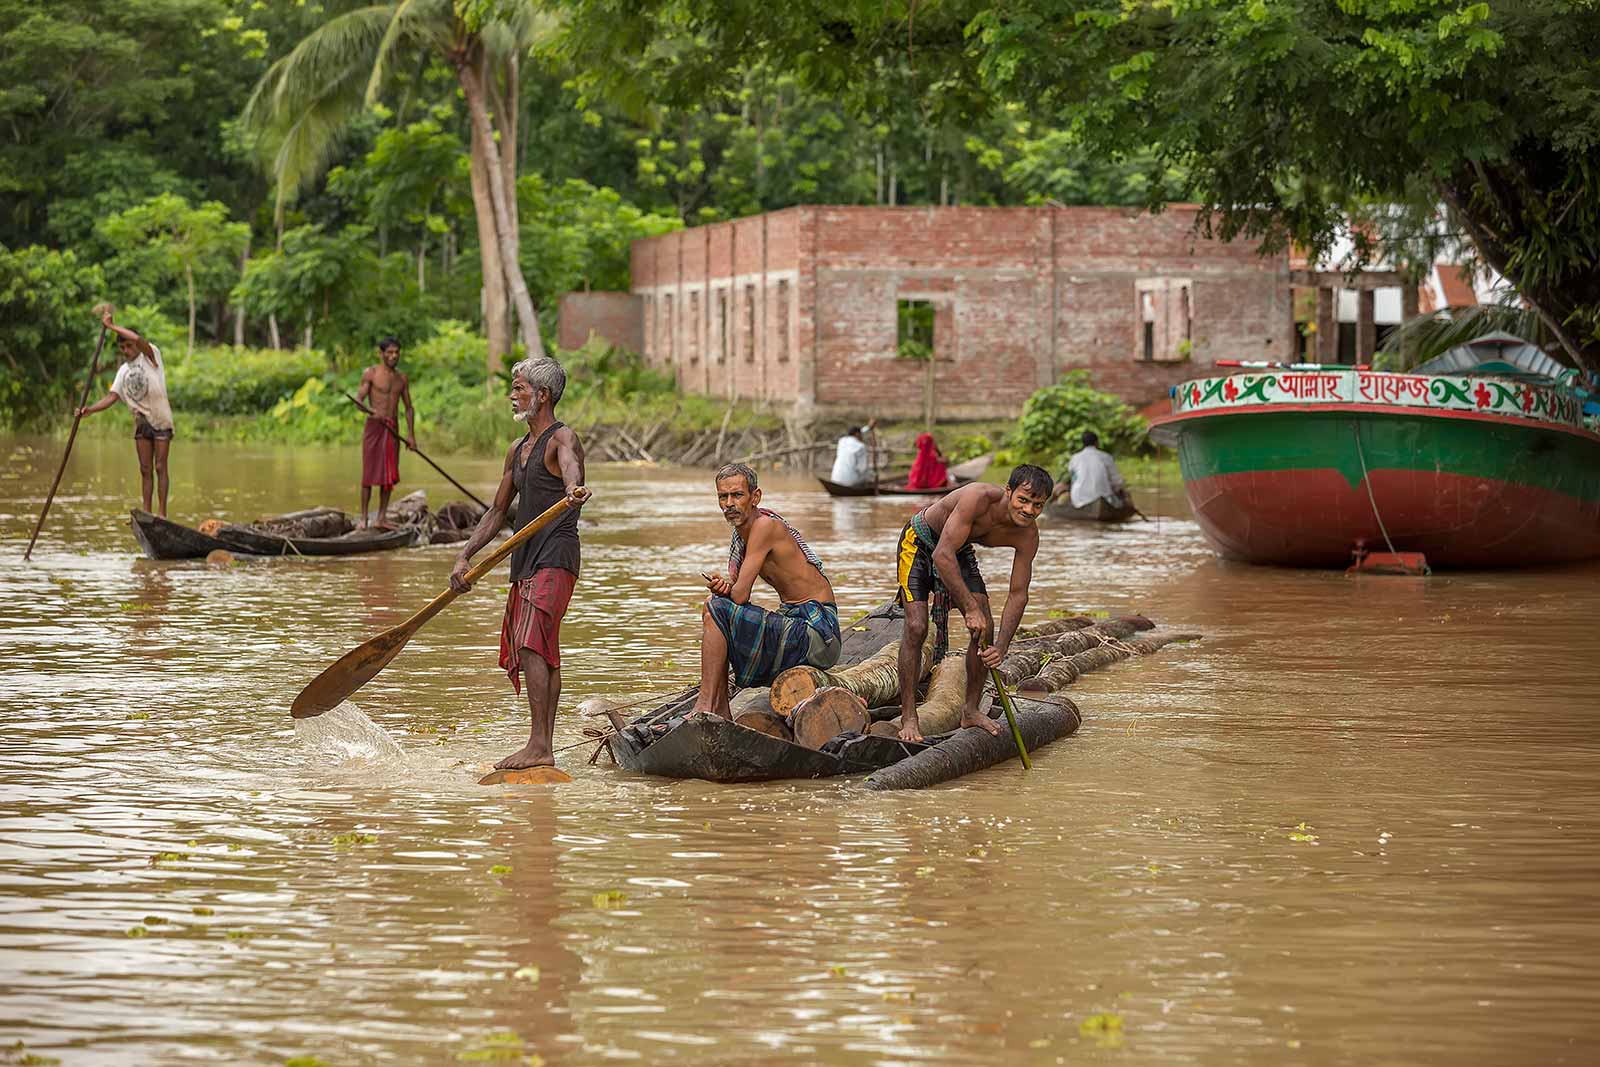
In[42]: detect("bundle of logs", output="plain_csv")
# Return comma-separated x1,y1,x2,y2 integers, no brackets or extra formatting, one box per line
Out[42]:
728,613,1200,749
193,491,486,545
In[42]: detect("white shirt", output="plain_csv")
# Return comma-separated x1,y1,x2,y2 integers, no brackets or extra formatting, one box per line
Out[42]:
110,345,173,431
1067,445,1126,508
830,430,872,486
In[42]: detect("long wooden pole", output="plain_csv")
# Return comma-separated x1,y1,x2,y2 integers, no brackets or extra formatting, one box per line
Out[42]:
344,392,490,510
23,325,109,560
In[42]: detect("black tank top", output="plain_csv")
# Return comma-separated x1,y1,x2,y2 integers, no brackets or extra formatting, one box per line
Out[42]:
508,421,581,581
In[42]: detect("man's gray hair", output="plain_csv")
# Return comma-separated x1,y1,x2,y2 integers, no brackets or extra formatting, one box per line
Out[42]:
511,357,566,406
714,462,758,492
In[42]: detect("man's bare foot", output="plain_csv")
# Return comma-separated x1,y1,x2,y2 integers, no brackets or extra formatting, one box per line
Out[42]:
686,707,731,720
898,716,924,743
494,744,554,770
959,710,1003,736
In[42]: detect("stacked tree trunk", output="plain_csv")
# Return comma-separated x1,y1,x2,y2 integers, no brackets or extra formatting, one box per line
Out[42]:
749,612,1197,751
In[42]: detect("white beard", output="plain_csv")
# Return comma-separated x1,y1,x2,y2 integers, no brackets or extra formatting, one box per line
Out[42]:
512,408,531,423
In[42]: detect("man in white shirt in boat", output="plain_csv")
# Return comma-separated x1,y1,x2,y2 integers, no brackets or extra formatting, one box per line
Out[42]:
1054,431,1129,511
829,419,876,487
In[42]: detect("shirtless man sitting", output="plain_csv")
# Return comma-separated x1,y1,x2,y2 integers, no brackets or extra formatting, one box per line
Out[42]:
692,462,841,718
894,465,1053,742
355,335,417,528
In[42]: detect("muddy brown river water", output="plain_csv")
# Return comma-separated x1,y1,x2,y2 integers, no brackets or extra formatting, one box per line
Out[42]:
2,434,1598,1065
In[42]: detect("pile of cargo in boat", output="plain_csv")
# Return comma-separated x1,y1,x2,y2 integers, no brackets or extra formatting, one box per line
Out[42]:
602,601,1200,785
130,490,487,560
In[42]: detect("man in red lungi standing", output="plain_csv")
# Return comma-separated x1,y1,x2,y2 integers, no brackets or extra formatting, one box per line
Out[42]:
355,336,416,528
449,357,589,771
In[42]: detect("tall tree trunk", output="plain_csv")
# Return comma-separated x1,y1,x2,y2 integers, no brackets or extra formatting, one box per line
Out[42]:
417,240,427,293
233,239,248,346
268,314,281,350
455,50,543,361
185,264,196,356
468,116,511,372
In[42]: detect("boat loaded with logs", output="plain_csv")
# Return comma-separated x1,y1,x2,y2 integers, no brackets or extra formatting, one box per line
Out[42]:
598,601,1199,787
130,490,487,561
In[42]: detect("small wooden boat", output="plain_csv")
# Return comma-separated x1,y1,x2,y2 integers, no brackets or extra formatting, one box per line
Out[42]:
1044,496,1140,523
130,509,419,561
607,601,1077,783
818,452,993,497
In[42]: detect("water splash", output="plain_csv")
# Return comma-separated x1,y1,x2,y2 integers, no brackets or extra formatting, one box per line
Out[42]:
292,703,407,763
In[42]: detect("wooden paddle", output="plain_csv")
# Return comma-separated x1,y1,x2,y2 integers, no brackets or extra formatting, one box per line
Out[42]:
344,392,490,511
290,495,575,719
23,323,110,561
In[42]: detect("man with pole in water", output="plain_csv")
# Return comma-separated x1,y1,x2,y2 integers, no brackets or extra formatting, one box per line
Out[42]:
893,465,1053,742
448,357,589,771
692,462,841,718
355,336,416,528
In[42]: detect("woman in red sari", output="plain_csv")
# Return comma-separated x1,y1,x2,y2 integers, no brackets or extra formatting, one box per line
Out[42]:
905,433,950,490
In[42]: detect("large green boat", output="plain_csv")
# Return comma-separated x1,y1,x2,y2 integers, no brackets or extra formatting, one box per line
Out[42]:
1148,342,1600,569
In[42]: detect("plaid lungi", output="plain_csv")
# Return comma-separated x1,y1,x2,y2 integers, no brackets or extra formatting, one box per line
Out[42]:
499,567,577,690
705,597,841,688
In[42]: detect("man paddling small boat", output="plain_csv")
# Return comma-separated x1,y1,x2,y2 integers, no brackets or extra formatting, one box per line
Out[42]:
448,358,589,771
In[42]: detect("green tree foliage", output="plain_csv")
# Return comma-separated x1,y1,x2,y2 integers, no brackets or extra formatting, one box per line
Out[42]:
964,0,1600,371
0,246,106,424
231,223,383,355
1013,371,1150,471
98,194,249,354
517,176,682,313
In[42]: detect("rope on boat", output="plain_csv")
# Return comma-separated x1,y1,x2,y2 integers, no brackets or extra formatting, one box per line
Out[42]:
1352,421,1401,557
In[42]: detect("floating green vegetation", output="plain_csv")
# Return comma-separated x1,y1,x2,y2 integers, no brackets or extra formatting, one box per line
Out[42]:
1079,1012,1125,1049
914,866,935,878
455,1030,542,1065
224,930,254,942
511,966,540,982
488,864,513,876
590,890,626,910
3,1040,62,1066
285,1057,333,1067
330,831,378,848
126,712,150,720
830,965,847,977
142,916,166,925
1288,822,1319,844
191,906,214,916
125,925,148,938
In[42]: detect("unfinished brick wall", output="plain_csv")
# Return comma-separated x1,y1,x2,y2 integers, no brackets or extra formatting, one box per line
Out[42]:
557,292,643,352
631,205,1290,418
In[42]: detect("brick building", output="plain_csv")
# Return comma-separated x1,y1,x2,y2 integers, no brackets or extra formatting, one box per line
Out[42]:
575,205,1294,419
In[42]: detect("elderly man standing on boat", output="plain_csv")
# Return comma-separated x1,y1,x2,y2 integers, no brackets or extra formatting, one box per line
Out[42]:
692,462,842,718
894,465,1053,742
448,357,589,771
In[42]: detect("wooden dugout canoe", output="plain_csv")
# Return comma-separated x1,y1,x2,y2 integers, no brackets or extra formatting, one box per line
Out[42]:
130,509,420,561
1043,496,1139,523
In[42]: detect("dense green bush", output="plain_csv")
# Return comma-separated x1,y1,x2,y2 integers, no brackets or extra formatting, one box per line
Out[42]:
1008,370,1150,472
0,245,107,426
166,346,327,414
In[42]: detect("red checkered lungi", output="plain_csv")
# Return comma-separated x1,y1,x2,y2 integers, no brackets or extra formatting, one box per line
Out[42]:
498,567,577,690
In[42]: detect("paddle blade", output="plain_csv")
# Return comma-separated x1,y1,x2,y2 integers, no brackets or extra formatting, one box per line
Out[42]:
291,618,420,719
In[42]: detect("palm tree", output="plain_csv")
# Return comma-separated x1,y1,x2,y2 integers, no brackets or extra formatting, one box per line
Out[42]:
241,0,547,368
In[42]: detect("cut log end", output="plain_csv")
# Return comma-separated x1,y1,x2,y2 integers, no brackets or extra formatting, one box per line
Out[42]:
479,766,573,785
734,708,795,742
790,687,869,750
769,666,827,718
